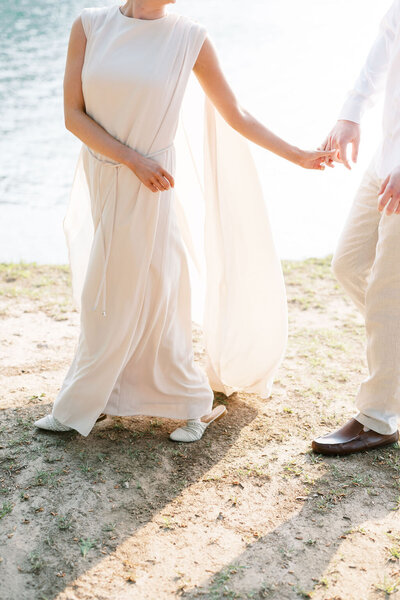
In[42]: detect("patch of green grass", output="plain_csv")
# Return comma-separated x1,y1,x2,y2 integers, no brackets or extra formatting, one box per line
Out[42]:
208,564,247,600
0,501,13,519
314,487,351,511
251,583,276,598
294,589,313,599
96,452,109,463
351,474,373,487
79,538,96,558
278,547,294,562
389,546,400,560
283,461,304,478
377,452,400,476
307,452,325,465
79,462,92,474
235,461,270,480
43,453,63,464
33,468,64,487
375,576,400,595
44,535,56,549
29,393,46,402
15,417,32,430
161,517,175,530
57,514,73,531
9,432,31,447
0,263,72,313
391,496,400,511
28,551,44,574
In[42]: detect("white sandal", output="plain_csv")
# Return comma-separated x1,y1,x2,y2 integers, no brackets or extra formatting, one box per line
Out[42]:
34,414,73,432
34,412,107,432
169,405,227,443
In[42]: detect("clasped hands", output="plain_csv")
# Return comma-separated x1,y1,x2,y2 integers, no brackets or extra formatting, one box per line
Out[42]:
319,120,400,215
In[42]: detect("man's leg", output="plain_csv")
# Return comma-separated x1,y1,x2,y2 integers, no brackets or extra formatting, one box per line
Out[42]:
331,160,381,315
354,200,400,435
312,159,399,454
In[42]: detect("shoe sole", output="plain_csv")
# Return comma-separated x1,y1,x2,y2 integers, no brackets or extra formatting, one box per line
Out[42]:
201,405,227,426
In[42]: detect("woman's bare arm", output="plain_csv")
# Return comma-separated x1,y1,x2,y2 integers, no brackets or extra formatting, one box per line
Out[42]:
193,37,335,170
63,17,174,192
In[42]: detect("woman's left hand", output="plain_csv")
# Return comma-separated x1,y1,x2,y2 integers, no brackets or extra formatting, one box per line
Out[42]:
296,149,338,171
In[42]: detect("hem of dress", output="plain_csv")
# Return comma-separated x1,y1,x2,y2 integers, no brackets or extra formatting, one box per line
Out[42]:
55,403,215,437
103,406,215,419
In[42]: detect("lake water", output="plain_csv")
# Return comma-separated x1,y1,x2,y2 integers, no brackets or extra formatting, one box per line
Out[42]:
0,0,393,263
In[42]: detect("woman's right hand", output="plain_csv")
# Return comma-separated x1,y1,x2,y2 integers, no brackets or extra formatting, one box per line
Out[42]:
128,153,175,193
295,148,337,171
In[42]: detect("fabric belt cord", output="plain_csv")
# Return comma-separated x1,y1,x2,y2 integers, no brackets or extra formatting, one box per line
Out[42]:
85,143,174,317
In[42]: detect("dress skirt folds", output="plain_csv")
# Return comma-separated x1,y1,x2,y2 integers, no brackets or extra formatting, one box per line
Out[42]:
52,4,288,436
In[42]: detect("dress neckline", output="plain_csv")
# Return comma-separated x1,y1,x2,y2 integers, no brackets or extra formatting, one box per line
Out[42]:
116,4,170,22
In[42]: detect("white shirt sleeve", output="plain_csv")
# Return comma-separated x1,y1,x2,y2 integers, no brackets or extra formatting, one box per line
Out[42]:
338,0,400,124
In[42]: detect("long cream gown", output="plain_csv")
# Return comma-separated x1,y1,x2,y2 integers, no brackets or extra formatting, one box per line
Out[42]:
52,4,288,436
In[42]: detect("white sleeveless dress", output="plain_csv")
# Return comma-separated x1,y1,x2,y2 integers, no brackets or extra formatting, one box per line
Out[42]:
52,4,288,436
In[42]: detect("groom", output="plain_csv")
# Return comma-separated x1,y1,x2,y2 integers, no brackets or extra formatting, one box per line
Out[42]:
312,0,400,455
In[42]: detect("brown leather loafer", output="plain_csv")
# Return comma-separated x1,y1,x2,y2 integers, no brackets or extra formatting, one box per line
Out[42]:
312,418,399,456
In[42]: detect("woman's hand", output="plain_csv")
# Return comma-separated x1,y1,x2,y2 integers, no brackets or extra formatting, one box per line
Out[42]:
295,149,337,171
128,153,175,193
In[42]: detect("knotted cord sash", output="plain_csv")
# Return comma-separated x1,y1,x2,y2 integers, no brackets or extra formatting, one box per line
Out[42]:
85,143,174,317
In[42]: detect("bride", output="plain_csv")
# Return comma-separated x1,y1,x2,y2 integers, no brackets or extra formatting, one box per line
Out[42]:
34,0,334,442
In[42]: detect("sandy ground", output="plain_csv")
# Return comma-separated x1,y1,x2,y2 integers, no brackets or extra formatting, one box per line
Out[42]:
1,258,400,600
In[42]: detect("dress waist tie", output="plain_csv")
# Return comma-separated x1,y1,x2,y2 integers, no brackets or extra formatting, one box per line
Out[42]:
85,143,174,317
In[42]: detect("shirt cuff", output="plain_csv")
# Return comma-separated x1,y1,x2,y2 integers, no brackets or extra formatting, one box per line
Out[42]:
338,92,365,125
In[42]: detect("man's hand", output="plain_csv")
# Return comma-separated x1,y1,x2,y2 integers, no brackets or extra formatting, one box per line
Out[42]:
319,120,361,170
378,167,400,214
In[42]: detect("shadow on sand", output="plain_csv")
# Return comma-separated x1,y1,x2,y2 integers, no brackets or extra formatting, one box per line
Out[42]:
182,444,400,599
1,392,257,600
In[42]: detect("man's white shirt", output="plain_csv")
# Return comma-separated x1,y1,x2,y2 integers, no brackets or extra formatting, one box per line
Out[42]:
339,0,400,178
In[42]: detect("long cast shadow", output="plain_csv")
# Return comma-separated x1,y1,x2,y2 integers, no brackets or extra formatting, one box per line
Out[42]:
0,393,257,600
181,445,400,599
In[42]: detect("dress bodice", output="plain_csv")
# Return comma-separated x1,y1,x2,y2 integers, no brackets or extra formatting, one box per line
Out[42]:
81,4,206,155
